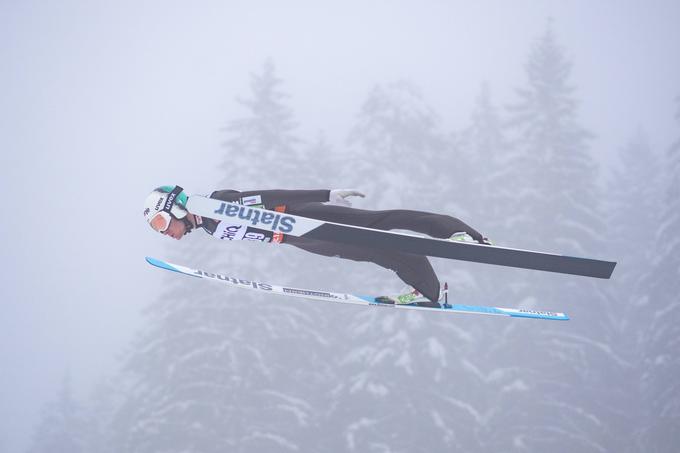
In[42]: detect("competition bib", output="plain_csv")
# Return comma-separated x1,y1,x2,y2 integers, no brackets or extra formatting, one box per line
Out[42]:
212,221,276,243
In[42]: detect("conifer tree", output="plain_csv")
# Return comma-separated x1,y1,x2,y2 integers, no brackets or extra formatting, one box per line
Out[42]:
27,376,86,453
80,379,119,453
458,82,515,305
326,80,489,452
605,130,662,452
116,61,330,452
451,83,542,451
487,24,617,453
347,80,449,209
642,97,680,451
221,58,303,189
460,82,511,231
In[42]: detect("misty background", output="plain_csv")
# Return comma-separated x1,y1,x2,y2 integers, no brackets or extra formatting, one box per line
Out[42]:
2,0,679,451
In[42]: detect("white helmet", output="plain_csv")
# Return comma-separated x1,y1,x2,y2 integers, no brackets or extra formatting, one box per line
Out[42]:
143,185,189,233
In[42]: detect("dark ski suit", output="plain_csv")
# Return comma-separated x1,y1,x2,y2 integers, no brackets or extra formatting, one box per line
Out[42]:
197,189,483,303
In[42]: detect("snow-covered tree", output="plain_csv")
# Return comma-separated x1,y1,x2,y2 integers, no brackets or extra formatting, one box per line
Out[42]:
605,130,663,452
347,80,450,210
460,82,512,232
115,61,334,452
642,97,680,452
303,130,348,189
483,24,618,453
324,79,493,452
456,82,517,307
221,58,303,189
80,379,119,453
505,25,599,252
27,376,86,453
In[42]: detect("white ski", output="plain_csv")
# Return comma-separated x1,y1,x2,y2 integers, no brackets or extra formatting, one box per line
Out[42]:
146,257,569,321
186,195,616,279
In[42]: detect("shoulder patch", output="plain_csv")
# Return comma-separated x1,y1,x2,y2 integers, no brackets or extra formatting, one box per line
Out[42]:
241,195,263,207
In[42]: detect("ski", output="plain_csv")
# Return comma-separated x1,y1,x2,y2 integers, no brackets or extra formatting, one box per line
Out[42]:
145,257,569,321
186,196,617,279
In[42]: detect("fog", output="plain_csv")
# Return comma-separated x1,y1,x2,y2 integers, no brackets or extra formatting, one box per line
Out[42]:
1,1,679,451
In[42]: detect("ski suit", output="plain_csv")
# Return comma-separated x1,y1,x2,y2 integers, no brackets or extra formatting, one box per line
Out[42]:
196,189,483,303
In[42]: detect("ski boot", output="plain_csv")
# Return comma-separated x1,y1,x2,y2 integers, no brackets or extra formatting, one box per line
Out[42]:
375,286,444,308
448,231,493,246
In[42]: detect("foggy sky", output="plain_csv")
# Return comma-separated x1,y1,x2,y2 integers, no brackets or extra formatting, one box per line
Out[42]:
1,0,679,451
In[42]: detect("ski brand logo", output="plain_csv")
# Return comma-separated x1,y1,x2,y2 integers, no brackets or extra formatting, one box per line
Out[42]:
213,202,295,233
193,269,273,291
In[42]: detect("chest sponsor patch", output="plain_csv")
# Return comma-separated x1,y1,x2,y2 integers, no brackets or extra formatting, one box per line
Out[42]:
213,222,247,241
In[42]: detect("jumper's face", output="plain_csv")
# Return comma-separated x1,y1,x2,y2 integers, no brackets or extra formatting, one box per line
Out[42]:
161,217,187,240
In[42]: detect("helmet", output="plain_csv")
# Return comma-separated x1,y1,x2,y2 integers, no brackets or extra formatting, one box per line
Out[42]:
143,185,189,233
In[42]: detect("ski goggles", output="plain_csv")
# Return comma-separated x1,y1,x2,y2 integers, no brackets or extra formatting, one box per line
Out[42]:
149,211,173,233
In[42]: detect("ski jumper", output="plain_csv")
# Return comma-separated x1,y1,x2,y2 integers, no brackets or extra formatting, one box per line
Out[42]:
198,189,483,303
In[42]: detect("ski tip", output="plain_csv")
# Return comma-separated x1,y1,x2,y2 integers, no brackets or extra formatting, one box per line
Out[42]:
548,313,569,321
145,256,180,273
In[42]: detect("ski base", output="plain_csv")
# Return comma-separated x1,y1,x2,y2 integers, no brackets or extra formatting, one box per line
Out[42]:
145,257,569,321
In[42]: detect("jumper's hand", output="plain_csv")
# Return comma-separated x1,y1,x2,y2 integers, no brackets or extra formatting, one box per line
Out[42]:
328,189,365,207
